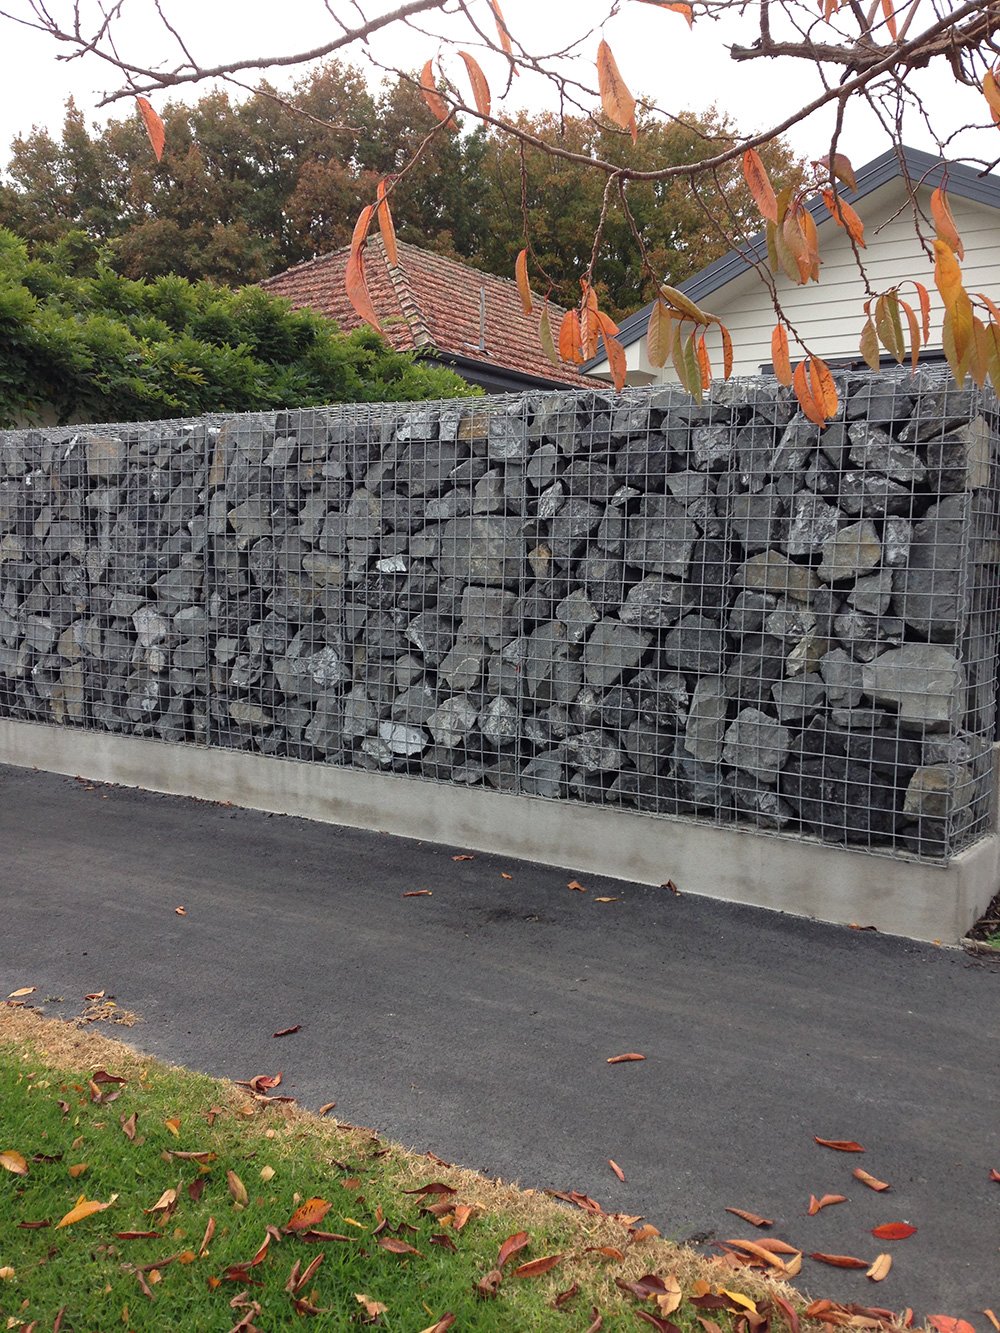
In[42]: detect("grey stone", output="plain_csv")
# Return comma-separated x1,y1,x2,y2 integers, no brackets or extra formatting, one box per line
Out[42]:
771,673,825,722
848,568,893,616
436,516,524,586
133,606,169,648
378,721,428,756
882,518,912,567
820,647,865,707
535,482,564,520
925,416,993,493
582,620,651,688
562,729,624,772
624,497,698,578
839,472,913,517
663,613,727,676
903,764,974,819
619,577,690,629
817,520,881,584
783,492,842,557
736,551,819,604
439,640,484,691
721,707,791,784
847,422,926,483
547,498,604,561
459,585,517,648
479,695,519,746
405,610,454,666
892,495,969,641
488,402,530,460
86,435,126,481
555,589,599,643
692,424,731,469
230,701,271,729
391,683,438,727
862,645,964,728
342,687,378,739
527,443,561,489
729,486,786,554
428,694,479,747
684,676,729,762
732,775,794,828
520,751,565,798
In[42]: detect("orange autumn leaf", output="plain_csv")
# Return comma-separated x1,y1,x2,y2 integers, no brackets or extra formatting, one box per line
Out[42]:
853,1167,890,1191
809,1252,869,1269
822,188,866,247
867,1252,892,1282
808,1193,846,1214
567,880,587,891
135,96,165,161
515,249,533,316
931,187,964,259
881,0,898,39
742,149,778,224
596,40,637,144
606,1053,645,1064
488,0,515,62
724,1207,773,1228
792,360,825,428
55,1193,116,1229
559,309,583,364
608,1159,626,1183
378,1236,422,1256
871,1221,916,1240
497,1231,530,1269
345,205,381,332
983,1311,999,1333
0,1151,28,1176
928,1320,977,1333
642,1,693,24
813,1137,864,1153
459,50,491,118
376,179,398,269
991,1168,1000,1183
513,1253,563,1278
286,1197,331,1232
68,1163,89,1179
402,890,432,898
603,334,628,392
420,59,454,127
771,324,793,386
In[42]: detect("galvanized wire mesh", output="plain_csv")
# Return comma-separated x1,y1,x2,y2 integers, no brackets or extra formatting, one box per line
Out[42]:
1,372,997,863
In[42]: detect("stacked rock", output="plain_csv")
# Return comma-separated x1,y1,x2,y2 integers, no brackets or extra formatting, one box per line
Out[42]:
0,372,997,860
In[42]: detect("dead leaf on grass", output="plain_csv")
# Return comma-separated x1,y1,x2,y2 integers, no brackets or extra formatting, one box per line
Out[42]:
286,1197,331,1232
0,1150,28,1176
513,1254,563,1278
120,1111,138,1141
164,1117,181,1137
418,1317,456,1333
68,1163,89,1178
377,1236,422,1256
355,1293,388,1319
227,1171,249,1206
55,1193,117,1228
497,1231,530,1268
476,1269,503,1299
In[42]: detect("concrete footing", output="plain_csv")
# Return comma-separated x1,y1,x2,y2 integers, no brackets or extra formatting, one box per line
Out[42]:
1,718,997,944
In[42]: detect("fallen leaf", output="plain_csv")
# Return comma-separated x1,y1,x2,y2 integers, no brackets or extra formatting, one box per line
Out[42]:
68,1163,89,1178
594,897,619,903
272,1026,301,1037
18,1219,51,1229
867,1253,892,1281
286,1198,331,1232
629,1224,661,1243
403,1182,457,1197
498,1231,530,1268
115,1231,160,1239
584,1309,603,1333
567,879,587,891
813,1137,864,1152
477,1269,503,1299
418,1317,456,1333
319,1102,337,1116
990,1169,1000,1183
661,879,681,895
0,1267,14,1280
377,1236,422,1256
553,1282,580,1308
983,1310,999,1332
587,1246,626,1260
430,1232,458,1252
853,1167,890,1191
514,1254,563,1278
402,890,432,897
809,1252,870,1269
7,987,35,998
720,1238,791,1272
451,854,474,861
227,1171,249,1206
236,1073,282,1094
199,1217,216,1255
724,1207,773,1228
607,1053,645,1064
355,1294,389,1319
808,1193,847,1214
0,1150,29,1176
500,873,512,880
928,1320,977,1333
174,906,187,916
164,1117,181,1137
84,991,105,1001
55,1193,116,1228
146,1187,177,1213
92,1069,127,1085
608,1159,626,1183
871,1222,917,1240
188,1178,207,1203
120,1111,138,1141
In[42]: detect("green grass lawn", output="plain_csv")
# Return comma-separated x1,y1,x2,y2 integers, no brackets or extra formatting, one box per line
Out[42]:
0,1009,802,1332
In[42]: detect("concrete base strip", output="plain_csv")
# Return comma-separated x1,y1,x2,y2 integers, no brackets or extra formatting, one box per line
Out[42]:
1,719,997,944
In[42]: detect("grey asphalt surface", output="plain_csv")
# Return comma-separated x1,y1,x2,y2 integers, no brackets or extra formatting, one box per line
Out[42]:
1,763,998,1321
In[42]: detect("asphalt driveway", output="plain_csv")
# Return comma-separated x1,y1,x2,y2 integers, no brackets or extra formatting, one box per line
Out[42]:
1,762,997,1320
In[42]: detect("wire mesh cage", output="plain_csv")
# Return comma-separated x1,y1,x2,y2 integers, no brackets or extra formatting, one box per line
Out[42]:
1,370,997,864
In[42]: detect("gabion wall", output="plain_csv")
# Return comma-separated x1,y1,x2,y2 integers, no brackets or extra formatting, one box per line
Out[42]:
1,374,998,863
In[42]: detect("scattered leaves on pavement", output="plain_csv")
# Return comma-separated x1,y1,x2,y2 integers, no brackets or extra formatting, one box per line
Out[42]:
724,1207,773,1228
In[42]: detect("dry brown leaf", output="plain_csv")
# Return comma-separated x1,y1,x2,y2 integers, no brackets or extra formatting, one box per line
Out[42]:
120,1111,138,1141
377,1236,422,1257
853,1167,890,1191
871,1221,916,1239
227,1170,249,1207
286,1198,331,1232
476,1269,503,1299
7,987,35,998
500,872,513,880
0,1150,29,1176
418,1317,456,1333
497,1231,530,1268
135,96,165,160
607,1053,645,1064
724,1207,772,1228
809,1252,869,1269
68,1163,89,1179
867,1253,892,1282
813,1137,864,1152
402,890,432,898
661,879,681,895
174,906,187,916
55,1193,116,1228
272,1026,301,1038
983,1310,999,1332
164,1117,181,1137
451,854,474,861
514,1253,563,1278
146,1187,177,1213
594,897,619,903
808,1193,847,1214
355,1293,389,1319
318,1102,337,1116
567,879,587,892
608,1159,626,1183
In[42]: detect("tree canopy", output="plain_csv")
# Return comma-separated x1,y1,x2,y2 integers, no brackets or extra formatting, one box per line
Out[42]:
0,229,473,427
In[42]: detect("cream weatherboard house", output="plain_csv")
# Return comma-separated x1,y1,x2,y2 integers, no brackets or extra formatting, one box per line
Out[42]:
586,146,1000,385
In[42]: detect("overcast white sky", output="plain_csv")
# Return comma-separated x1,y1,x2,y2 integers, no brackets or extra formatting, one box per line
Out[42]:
0,1,995,171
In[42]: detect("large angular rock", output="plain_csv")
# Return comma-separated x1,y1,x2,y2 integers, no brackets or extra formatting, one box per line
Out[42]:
736,551,819,604
436,516,524,587
721,707,791,783
459,585,517,648
891,495,969,640
925,416,992,493
783,492,841,557
817,520,881,584
619,577,690,628
862,645,964,729
684,676,729,762
903,763,974,820
624,497,698,578
847,422,925,482
663,613,727,676
581,619,650,688
428,694,479,747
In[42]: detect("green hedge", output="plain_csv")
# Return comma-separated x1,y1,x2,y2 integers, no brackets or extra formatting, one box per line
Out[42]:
0,229,474,426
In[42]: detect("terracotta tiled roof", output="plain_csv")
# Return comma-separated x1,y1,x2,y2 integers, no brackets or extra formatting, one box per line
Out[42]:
259,239,596,389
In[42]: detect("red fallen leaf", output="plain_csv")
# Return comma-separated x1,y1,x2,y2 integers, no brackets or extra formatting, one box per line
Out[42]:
808,1193,847,1214
476,1269,503,1298
724,1207,773,1228
285,1198,331,1232
568,880,587,892
813,1137,864,1152
929,1320,977,1333
585,1311,604,1333
607,1053,645,1064
990,1168,1000,1183
115,1230,160,1239
188,1177,207,1203
810,1252,870,1269
18,1219,51,1230
377,1236,422,1256
774,1296,801,1333
616,1273,669,1298
236,1073,282,1093
403,1182,457,1196
635,1314,680,1332
430,1232,458,1252
301,1230,353,1242
402,890,433,897
497,1231,530,1268
513,1254,563,1278
552,1282,580,1309
872,1222,916,1240
272,1025,301,1038
608,1159,626,1183
92,1069,127,1085
853,1167,891,1191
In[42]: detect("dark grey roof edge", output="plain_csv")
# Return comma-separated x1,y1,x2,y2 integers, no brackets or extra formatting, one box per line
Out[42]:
585,145,1000,367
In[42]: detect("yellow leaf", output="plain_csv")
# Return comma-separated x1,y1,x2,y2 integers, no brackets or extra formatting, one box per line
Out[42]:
934,239,973,364
539,305,558,367
867,1252,892,1281
859,317,880,370
68,1163,89,1179
227,1170,249,1207
164,1117,181,1138
515,249,533,316
260,1165,276,1182
0,1151,28,1176
931,187,964,259
721,1290,759,1314
658,283,714,325
55,1193,116,1229
0,1266,14,1279
355,1294,389,1318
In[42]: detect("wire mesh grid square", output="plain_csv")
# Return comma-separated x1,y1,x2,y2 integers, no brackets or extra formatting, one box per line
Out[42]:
1,371,998,864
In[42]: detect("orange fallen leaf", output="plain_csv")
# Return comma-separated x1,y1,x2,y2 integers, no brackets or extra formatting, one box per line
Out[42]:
55,1193,116,1228
272,1025,301,1037
514,1254,563,1278
929,1320,977,1333
164,1117,181,1137
808,1193,846,1214
607,1053,645,1064
7,987,35,998
452,854,474,861
567,880,587,892
809,1252,869,1269
608,1159,626,1183
661,879,681,895
724,1207,773,1228
594,897,619,903
500,873,513,880
871,1222,916,1240
990,1168,1000,1183
378,1236,422,1256
476,1269,503,1299
318,1102,337,1116
853,1167,890,1191
813,1137,864,1152
0,1151,28,1176
402,890,433,897
498,1231,530,1268
120,1111,138,1141
68,1163,89,1179
629,1224,661,1243
286,1198,331,1232
84,991,105,1001
867,1253,892,1282
587,1245,626,1260
174,906,187,916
